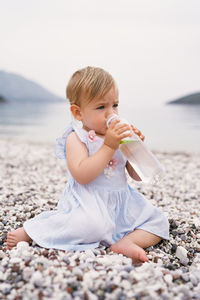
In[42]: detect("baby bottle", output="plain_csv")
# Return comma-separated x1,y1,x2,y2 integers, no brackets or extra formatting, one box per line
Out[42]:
106,114,164,183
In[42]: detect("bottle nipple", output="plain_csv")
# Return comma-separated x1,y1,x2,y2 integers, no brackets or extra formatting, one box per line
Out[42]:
106,114,119,128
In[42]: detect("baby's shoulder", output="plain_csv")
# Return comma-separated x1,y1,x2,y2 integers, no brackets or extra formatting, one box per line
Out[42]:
66,131,76,140
65,130,88,161
66,131,87,148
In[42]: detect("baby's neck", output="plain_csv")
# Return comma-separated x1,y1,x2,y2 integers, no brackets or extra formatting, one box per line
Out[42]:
82,125,90,132
82,125,105,139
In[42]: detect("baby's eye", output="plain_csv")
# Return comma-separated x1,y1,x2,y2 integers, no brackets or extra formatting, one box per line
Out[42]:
96,106,104,110
113,103,118,108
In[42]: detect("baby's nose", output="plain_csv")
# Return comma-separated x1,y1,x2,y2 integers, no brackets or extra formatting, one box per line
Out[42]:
105,108,116,119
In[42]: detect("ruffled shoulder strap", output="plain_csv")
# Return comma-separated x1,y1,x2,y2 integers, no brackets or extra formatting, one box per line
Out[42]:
54,122,88,159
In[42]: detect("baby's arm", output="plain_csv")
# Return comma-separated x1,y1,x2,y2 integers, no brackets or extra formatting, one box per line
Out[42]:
66,120,131,185
66,133,114,184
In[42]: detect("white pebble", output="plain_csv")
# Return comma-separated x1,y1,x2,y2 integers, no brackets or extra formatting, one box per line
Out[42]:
164,274,173,285
175,246,188,260
31,271,43,287
97,257,111,266
53,274,64,284
84,270,99,280
1,257,9,267
121,279,131,290
86,291,98,300
113,276,121,285
190,273,198,286
0,271,6,281
23,267,33,281
17,242,29,250
72,267,83,276
0,283,12,294
0,250,6,259
10,257,21,264
84,249,95,258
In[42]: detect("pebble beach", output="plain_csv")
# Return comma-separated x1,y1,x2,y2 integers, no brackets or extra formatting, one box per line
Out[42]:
0,138,200,300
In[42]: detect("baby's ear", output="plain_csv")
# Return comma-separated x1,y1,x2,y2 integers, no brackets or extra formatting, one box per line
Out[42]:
70,105,82,121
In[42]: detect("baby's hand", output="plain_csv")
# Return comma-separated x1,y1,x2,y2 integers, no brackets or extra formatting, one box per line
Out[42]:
104,120,132,150
131,125,145,141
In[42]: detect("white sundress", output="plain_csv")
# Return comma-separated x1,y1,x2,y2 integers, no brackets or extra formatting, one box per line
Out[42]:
24,122,169,251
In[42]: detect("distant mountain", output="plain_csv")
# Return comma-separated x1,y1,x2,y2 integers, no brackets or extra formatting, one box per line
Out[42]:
167,92,200,105
0,95,6,102
0,70,65,102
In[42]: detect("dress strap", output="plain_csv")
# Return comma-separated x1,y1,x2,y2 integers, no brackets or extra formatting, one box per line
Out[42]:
54,122,88,159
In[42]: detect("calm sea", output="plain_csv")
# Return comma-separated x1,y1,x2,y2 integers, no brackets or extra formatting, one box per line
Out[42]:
0,101,200,153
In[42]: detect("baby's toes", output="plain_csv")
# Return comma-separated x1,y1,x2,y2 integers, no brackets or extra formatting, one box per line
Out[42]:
6,242,13,250
7,237,15,243
140,253,149,262
7,232,12,237
6,240,16,250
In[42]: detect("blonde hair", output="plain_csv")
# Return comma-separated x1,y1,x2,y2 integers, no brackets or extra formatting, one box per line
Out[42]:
66,66,116,106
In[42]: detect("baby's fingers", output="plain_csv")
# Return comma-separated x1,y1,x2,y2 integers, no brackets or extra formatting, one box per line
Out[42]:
109,119,120,129
131,125,145,141
120,132,132,140
115,123,131,134
139,134,145,142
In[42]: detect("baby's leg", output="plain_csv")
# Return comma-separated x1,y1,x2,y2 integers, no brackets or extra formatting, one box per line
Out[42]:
6,227,32,250
110,229,162,263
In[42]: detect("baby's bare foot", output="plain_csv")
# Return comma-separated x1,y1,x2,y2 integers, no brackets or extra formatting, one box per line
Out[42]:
110,240,149,264
6,227,31,250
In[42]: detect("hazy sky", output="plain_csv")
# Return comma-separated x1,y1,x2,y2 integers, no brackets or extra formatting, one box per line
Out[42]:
0,0,200,107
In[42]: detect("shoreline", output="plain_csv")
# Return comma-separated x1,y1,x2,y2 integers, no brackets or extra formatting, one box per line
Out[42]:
0,139,200,299
0,136,200,156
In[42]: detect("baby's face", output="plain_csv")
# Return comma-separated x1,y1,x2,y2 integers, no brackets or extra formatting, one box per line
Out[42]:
80,86,119,136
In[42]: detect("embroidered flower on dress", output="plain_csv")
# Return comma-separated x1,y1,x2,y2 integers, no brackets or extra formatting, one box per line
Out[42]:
88,130,98,142
108,159,118,169
104,158,118,178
